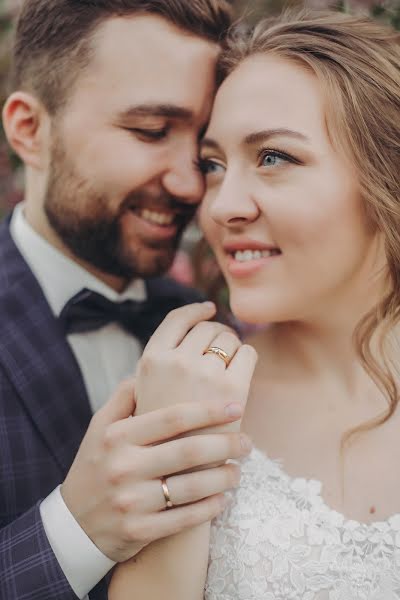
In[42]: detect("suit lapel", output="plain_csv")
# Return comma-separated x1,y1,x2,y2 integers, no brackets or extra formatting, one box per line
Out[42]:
0,217,91,476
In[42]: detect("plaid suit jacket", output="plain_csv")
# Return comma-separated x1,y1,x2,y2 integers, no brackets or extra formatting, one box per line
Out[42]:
0,215,202,600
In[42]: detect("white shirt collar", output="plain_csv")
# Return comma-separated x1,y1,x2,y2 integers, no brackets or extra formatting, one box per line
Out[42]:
10,202,147,317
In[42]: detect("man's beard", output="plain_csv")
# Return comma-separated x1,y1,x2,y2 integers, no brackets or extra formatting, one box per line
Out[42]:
44,134,194,280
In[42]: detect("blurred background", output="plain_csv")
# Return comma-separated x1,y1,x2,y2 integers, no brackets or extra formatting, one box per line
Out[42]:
0,0,399,287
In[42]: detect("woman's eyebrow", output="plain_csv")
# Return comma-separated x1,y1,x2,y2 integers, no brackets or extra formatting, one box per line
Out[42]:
243,128,310,146
200,128,310,153
200,138,222,153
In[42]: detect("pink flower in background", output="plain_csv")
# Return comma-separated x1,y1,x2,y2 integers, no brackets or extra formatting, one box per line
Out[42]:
168,250,195,287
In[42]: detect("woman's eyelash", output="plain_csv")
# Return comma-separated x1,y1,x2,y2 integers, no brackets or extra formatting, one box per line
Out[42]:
197,158,222,174
196,149,302,175
257,148,301,166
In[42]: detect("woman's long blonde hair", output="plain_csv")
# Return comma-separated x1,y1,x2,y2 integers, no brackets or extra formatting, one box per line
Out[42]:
201,10,400,435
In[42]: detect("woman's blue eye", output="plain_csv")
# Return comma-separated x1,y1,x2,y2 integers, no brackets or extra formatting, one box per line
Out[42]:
260,152,286,167
200,159,225,175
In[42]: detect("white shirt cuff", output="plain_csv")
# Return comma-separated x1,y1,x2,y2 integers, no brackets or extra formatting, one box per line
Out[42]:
40,485,116,599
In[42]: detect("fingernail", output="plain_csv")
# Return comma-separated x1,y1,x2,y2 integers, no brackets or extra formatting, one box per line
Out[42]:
203,301,215,310
240,434,253,454
225,403,243,418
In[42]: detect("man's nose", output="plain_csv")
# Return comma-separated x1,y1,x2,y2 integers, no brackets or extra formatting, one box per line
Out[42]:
162,147,205,206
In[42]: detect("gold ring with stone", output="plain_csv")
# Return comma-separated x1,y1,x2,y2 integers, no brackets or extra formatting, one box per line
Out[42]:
161,476,174,510
203,346,231,368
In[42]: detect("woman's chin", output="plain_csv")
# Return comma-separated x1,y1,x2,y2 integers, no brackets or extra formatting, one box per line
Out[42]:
229,297,273,326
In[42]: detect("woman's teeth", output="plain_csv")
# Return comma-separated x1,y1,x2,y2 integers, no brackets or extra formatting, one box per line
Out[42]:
233,249,279,262
140,209,175,226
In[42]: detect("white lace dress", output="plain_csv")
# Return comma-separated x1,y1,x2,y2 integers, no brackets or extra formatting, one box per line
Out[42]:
205,448,400,600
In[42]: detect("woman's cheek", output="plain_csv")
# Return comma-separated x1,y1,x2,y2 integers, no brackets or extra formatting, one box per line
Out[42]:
198,196,217,243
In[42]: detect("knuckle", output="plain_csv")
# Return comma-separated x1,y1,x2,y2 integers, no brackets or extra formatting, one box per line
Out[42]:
183,476,202,500
138,353,156,375
102,428,117,451
179,509,198,530
121,521,138,544
211,322,231,336
204,402,221,424
172,354,190,375
192,321,210,335
196,369,213,388
223,331,240,345
167,306,182,319
124,521,151,545
106,461,129,486
181,438,203,466
112,493,138,515
117,377,135,395
163,406,187,432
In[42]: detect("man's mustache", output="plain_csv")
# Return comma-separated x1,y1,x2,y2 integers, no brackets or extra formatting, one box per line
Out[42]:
120,192,196,219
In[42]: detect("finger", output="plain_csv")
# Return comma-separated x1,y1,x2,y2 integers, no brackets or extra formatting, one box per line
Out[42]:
145,302,216,352
106,398,244,447
144,432,251,479
177,320,231,354
127,494,228,545
95,377,136,426
227,344,258,395
202,330,242,371
154,463,240,511
111,463,240,515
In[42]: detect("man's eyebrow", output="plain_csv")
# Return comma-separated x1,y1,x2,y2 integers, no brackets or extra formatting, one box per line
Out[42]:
117,104,194,121
244,128,310,145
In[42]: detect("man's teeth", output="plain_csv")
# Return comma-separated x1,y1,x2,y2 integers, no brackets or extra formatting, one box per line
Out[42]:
233,249,279,262
140,209,174,226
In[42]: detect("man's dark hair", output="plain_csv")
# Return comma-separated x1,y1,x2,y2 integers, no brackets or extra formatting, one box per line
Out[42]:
11,0,233,114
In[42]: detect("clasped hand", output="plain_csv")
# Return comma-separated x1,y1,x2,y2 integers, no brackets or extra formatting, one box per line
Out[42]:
62,302,257,563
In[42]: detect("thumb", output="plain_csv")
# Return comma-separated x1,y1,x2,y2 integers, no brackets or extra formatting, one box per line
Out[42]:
96,377,137,425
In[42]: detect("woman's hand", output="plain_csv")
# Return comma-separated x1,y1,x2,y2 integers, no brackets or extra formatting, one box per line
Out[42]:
134,302,258,434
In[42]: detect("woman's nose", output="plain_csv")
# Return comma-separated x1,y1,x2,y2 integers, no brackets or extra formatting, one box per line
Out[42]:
207,171,260,228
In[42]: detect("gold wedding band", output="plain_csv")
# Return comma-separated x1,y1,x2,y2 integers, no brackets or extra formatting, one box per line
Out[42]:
203,346,231,368
161,476,174,510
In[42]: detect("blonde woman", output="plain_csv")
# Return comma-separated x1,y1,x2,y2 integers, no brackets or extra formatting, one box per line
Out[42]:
110,10,400,599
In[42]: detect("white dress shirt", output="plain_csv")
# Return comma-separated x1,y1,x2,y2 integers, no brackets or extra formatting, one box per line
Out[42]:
10,203,147,599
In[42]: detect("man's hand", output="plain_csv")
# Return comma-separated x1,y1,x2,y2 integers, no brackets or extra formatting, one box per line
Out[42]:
61,378,251,563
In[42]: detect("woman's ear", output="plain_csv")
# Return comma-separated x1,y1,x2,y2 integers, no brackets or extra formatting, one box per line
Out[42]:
2,91,50,170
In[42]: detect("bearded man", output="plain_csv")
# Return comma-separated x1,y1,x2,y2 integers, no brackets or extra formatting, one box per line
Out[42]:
0,2,248,599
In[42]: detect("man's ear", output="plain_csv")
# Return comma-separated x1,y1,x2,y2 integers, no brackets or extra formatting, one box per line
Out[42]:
2,91,50,170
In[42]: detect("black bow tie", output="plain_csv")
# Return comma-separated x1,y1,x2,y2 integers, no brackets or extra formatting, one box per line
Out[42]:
59,287,183,346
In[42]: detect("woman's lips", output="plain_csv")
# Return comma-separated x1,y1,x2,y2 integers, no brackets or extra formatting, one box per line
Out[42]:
222,244,282,278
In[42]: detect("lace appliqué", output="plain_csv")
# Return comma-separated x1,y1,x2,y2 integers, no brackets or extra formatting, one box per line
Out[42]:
205,449,400,600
